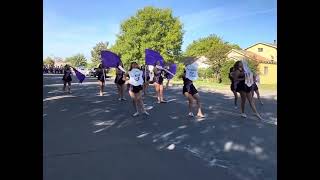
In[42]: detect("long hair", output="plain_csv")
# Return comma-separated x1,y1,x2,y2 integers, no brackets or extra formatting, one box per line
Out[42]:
233,61,242,71
129,62,139,71
64,64,70,70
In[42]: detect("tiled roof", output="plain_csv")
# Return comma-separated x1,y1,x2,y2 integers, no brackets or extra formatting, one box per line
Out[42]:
228,49,277,64
245,42,277,50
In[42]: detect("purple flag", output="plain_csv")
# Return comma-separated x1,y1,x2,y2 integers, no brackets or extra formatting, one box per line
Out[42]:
145,49,164,66
72,68,86,83
167,64,177,79
101,50,121,68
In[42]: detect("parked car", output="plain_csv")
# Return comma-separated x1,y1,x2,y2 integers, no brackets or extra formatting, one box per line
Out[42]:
89,68,97,77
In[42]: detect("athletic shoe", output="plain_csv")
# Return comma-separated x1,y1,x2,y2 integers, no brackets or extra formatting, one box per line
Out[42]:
143,111,150,116
188,112,194,117
118,98,122,101
196,114,206,118
241,113,247,118
132,112,139,117
255,113,263,120
121,98,127,101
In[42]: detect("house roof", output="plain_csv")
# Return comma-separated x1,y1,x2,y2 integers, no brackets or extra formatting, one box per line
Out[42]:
245,42,277,50
182,56,210,66
226,49,276,64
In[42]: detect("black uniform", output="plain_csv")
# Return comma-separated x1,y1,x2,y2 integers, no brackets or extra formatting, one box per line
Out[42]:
62,69,72,82
154,67,164,85
182,70,198,96
235,72,252,93
96,68,106,82
114,68,125,85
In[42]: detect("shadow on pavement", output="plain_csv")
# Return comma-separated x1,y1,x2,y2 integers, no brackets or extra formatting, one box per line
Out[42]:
43,74,276,180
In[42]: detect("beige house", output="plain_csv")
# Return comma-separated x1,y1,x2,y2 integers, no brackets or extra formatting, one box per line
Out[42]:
245,42,277,63
226,42,277,84
183,56,211,68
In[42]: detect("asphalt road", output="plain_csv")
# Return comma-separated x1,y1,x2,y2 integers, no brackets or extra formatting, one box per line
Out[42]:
43,74,277,180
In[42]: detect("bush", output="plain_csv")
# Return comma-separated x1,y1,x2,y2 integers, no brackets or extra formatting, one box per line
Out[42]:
220,60,235,84
173,63,185,80
198,68,214,80
108,69,116,77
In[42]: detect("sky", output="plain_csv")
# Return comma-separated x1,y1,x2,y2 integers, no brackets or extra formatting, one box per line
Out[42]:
43,0,277,60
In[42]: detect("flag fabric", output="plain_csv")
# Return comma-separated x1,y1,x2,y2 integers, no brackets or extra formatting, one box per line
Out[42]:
128,68,144,86
72,67,86,83
101,50,121,68
185,63,198,81
241,60,254,87
145,49,164,66
166,63,177,79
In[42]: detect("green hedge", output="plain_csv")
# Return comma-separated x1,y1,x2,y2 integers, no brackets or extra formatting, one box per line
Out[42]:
220,60,235,84
198,68,214,80
173,63,185,80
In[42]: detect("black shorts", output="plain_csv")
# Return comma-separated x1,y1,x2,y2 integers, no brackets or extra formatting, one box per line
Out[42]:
114,76,125,85
154,76,163,85
236,82,252,93
98,78,105,82
129,85,143,93
97,75,105,82
183,83,198,96
62,76,72,82
252,83,258,91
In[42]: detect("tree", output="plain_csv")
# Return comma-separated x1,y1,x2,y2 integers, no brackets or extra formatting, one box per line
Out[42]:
86,62,97,69
65,54,87,67
206,43,234,82
111,6,184,66
220,60,236,84
184,34,241,82
185,34,241,57
185,34,224,57
90,42,109,67
43,57,55,66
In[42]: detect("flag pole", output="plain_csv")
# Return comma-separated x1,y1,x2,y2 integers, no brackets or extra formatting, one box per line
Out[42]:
144,64,147,84
102,61,106,83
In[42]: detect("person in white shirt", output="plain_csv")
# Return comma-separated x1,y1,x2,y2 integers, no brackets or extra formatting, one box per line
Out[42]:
124,62,150,117
181,64,205,120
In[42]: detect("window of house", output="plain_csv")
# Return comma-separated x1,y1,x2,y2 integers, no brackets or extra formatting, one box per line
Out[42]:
264,66,269,75
258,48,263,52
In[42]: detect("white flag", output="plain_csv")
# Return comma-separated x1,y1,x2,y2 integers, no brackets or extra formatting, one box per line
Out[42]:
242,60,254,87
128,68,144,86
185,63,198,81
